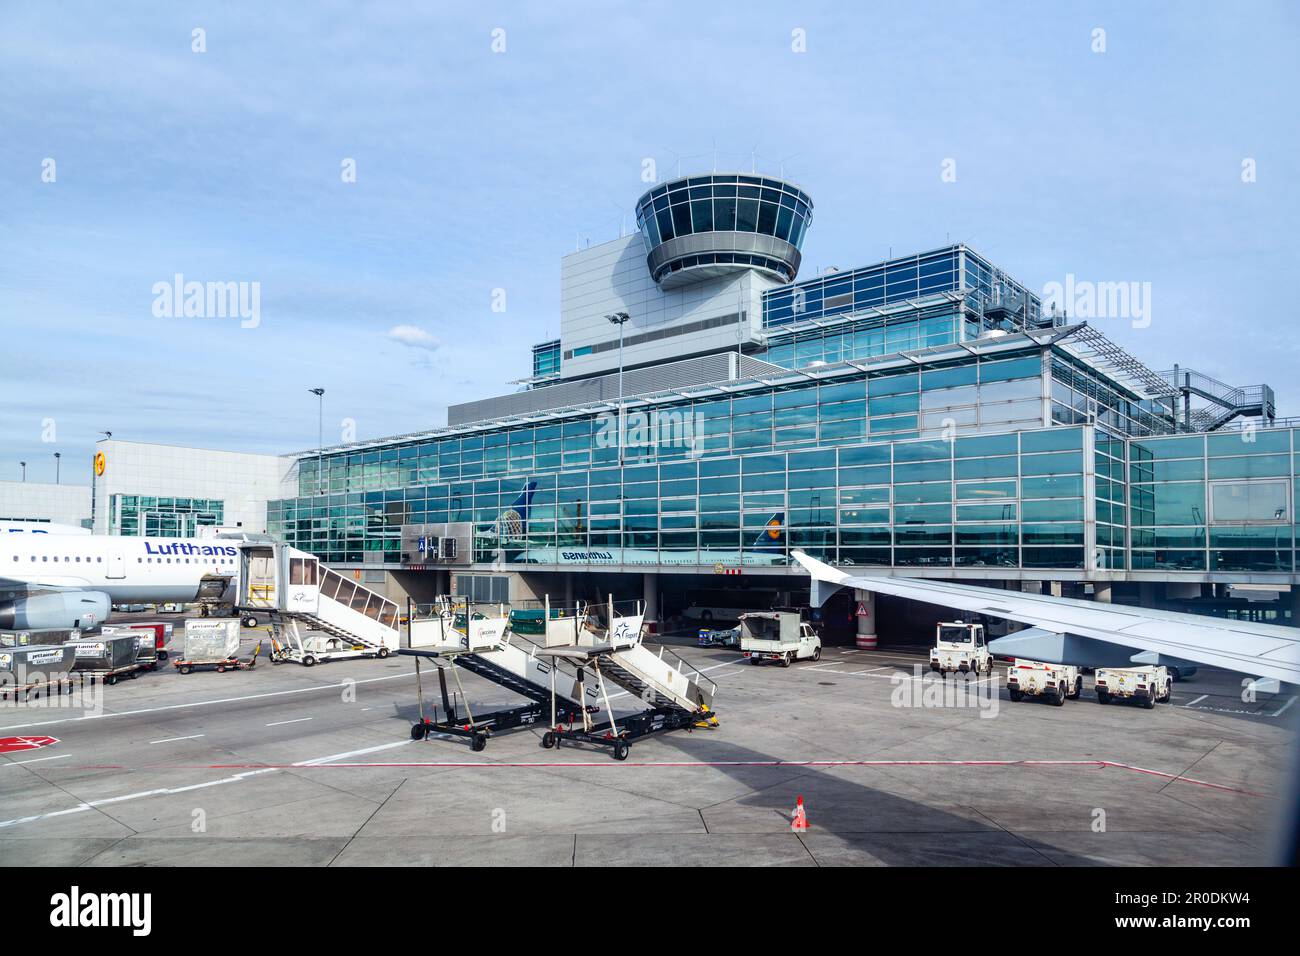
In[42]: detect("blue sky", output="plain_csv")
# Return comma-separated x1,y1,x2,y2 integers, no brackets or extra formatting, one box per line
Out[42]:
2,1,1297,485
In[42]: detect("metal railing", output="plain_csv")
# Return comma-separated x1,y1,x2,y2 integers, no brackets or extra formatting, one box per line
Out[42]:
652,643,719,699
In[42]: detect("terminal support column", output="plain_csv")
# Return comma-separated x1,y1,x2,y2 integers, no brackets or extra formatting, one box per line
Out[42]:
643,573,659,635
854,588,877,650
1093,582,1112,604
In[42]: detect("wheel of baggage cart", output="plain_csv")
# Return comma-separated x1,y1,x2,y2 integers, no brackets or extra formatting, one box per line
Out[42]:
129,670,139,679
541,731,556,749
302,655,317,667
378,647,390,659
216,665,226,673
243,616,258,628
106,674,117,686
748,656,760,665
179,665,192,675
1009,688,1024,702
471,733,487,752
613,741,630,761
410,722,428,741
1096,689,1110,704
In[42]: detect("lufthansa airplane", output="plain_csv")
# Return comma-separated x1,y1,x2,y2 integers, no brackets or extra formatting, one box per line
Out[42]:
792,550,1300,686
0,531,239,630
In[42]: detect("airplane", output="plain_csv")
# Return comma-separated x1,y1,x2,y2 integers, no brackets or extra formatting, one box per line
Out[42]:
1,520,90,536
791,549,1300,687
0,532,239,631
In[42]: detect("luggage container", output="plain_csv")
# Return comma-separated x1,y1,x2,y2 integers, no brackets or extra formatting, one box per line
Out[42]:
181,619,241,662
105,622,173,660
0,642,77,699
174,619,256,674
67,634,145,684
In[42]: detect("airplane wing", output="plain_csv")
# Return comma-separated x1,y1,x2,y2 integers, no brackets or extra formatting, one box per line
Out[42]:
791,550,1300,686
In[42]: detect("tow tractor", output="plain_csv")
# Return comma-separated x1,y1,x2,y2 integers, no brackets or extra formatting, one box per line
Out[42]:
1007,659,1082,705
1095,665,1172,708
930,622,993,675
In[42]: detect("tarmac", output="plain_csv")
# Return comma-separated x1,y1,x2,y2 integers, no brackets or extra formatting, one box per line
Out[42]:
0,618,1293,866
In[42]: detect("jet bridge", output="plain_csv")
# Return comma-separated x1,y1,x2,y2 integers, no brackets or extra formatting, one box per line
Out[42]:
233,542,400,656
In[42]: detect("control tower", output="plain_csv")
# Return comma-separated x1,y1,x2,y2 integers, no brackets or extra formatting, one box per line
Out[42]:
634,173,813,289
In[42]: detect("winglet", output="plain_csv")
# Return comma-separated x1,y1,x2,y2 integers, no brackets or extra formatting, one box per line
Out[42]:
791,549,850,608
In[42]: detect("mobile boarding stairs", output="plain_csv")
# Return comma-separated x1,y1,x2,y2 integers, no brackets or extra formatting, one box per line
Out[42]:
400,596,718,759
232,542,401,665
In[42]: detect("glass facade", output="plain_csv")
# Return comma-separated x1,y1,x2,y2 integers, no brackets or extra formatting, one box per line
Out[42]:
270,349,1059,565
531,339,560,382
758,246,1046,372
1129,429,1297,572
111,494,224,537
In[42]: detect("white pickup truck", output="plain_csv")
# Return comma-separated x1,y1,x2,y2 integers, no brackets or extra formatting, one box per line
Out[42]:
929,622,993,675
739,611,821,667
1095,665,1171,708
1007,659,1082,705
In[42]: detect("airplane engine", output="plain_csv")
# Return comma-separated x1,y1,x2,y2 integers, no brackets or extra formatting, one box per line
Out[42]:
0,591,112,631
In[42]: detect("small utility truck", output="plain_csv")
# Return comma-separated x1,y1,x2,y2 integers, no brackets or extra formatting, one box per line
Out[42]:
739,611,821,667
1094,665,1171,708
930,621,993,675
1006,658,1082,705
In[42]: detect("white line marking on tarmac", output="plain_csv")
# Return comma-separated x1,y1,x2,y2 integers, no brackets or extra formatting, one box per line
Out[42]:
2,753,71,767
0,671,418,732
295,740,413,766
1184,694,1208,707
0,768,276,829
1273,696,1297,718
149,735,205,744
266,717,313,727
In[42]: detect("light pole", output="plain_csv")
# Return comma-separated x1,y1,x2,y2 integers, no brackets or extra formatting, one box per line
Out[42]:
19,461,25,482
308,388,325,495
605,311,629,463
54,452,61,484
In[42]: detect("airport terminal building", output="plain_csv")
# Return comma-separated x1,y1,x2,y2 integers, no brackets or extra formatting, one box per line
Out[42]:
255,173,1293,633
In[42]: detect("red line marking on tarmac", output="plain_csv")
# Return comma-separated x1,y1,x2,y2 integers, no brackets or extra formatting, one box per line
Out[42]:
53,758,1270,798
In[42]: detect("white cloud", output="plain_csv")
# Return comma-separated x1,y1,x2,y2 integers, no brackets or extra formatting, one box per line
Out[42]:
386,324,439,351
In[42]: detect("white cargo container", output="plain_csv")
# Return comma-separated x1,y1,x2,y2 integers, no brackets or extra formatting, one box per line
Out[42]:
182,619,241,663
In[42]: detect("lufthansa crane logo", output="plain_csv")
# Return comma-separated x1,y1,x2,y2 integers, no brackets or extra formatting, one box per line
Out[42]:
766,518,781,540
93,452,106,477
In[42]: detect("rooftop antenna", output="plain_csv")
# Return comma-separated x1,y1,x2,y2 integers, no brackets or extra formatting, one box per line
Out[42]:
712,139,717,173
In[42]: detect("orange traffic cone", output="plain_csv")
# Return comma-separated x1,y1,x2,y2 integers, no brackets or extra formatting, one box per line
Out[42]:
791,795,809,831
